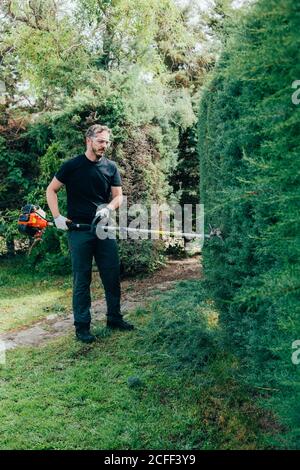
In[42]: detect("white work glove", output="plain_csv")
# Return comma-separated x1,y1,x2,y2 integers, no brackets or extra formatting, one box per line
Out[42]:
95,207,111,220
54,215,69,231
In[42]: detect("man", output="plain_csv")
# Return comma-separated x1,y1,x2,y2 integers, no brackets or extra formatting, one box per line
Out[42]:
46,124,134,344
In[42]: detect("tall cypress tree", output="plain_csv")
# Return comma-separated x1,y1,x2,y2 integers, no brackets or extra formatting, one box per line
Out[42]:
198,0,300,447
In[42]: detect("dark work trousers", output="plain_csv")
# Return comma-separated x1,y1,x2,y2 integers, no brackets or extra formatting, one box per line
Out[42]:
68,230,122,327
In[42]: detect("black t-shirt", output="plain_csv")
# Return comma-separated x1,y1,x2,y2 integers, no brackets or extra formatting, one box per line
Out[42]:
55,154,122,223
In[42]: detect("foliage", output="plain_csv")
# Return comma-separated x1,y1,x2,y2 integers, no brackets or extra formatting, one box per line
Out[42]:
198,0,300,448
119,239,165,276
0,0,211,272
0,135,37,210
1,0,90,107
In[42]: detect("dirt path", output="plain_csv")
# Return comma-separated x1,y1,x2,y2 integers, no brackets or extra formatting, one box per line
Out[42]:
0,256,201,351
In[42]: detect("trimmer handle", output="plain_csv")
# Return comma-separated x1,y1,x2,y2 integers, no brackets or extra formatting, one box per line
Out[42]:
67,221,91,231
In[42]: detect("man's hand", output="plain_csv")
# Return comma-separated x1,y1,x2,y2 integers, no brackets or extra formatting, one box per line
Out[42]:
54,215,70,230
95,207,111,220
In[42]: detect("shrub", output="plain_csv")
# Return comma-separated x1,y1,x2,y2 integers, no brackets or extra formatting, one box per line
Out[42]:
198,0,300,447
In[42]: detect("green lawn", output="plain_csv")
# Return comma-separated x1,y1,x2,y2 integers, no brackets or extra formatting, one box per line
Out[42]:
0,266,274,450
0,257,103,332
0,260,279,450
0,314,271,450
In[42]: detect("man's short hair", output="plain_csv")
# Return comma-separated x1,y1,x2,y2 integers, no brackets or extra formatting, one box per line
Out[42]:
85,124,112,139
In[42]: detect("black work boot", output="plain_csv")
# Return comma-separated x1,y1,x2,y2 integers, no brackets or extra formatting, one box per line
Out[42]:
75,324,96,343
107,318,134,331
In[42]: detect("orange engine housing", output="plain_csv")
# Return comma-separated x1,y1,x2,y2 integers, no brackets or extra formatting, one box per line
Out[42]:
18,205,49,238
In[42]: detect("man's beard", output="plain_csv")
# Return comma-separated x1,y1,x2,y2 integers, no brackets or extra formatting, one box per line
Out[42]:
92,146,104,160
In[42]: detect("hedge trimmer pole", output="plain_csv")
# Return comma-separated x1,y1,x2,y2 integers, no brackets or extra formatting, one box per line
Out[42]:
17,204,223,254
99,225,209,239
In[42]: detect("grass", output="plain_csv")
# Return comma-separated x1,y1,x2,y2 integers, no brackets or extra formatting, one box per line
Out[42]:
0,314,272,450
0,257,104,332
0,258,282,450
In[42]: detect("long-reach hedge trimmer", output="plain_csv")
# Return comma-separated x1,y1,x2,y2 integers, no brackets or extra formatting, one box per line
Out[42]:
17,204,222,254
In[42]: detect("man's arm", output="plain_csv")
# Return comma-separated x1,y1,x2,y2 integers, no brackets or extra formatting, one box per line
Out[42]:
46,176,64,218
107,186,123,211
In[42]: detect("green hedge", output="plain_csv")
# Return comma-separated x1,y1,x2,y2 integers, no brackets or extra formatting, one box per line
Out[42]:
198,0,300,448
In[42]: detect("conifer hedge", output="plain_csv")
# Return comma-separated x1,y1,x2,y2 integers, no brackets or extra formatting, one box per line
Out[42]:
198,0,300,447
